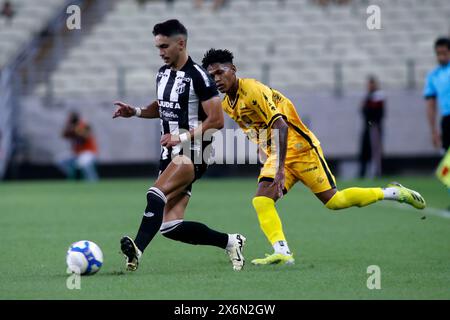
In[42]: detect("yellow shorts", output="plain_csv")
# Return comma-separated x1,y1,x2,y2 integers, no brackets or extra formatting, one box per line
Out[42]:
258,145,336,194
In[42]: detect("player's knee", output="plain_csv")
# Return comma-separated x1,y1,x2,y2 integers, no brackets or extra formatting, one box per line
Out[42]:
171,154,194,166
252,196,275,212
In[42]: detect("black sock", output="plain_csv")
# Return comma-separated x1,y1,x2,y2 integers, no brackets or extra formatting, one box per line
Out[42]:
161,221,229,249
134,187,166,252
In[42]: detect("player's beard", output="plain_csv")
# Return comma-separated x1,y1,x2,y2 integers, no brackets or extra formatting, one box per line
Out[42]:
167,54,181,68
166,60,175,68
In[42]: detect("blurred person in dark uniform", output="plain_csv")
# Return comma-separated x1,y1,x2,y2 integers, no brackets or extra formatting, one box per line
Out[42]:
1,1,14,25
359,76,385,178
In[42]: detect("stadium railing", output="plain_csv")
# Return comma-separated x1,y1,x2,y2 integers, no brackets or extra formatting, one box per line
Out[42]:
0,60,20,180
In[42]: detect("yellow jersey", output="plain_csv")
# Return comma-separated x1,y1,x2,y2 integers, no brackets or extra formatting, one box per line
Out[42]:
221,78,320,155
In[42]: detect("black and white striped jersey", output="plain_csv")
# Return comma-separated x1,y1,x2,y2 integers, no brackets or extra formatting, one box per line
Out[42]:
156,56,219,161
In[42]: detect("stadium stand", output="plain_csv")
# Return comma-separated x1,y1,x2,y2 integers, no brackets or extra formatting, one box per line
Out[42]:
28,0,450,98
0,0,68,67
2,0,449,178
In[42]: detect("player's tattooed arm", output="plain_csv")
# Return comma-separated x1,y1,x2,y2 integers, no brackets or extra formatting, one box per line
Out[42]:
271,117,289,198
113,100,160,119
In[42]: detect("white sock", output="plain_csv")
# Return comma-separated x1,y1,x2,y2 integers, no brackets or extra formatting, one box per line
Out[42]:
383,187,400,200
226,234,237,251
273,240,291,256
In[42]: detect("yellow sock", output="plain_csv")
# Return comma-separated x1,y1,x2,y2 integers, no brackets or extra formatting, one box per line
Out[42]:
252,196,286,244
325,188,384,210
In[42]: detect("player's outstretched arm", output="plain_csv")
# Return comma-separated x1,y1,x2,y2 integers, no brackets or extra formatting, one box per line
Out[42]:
112,100,159,119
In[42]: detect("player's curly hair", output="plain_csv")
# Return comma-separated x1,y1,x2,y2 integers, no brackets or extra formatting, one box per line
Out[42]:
435,37,450,49
202,49,234,69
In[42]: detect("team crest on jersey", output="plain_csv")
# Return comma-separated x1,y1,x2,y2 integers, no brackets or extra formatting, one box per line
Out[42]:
175,82,186,94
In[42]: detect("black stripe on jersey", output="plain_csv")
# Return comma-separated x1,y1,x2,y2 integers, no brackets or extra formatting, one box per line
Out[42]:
289,120,315,148
313,148,336,189
162,119,170,135
156,66,166,97
163,70,176,101
179,78,191,131
161,120,172,159
267,113,283,128
288,119,335,188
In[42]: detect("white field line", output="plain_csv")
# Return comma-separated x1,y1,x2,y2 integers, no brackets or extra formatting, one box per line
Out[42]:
381,201,450,219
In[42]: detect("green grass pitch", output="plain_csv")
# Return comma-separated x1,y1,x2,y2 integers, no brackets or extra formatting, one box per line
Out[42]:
0,176,449,299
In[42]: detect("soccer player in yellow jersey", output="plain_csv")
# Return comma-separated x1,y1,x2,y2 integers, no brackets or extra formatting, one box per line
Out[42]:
202,49,426,265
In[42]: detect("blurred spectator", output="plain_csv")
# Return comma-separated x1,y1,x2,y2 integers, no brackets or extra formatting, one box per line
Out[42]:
424,37,450,152
136,0,147,5
195,0,228,11
313,0,351,6
1,1,14,24
136,0,174,7
359,76,385,178
58,111,99,182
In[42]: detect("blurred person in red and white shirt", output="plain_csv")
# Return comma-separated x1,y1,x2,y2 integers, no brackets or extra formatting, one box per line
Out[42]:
58,111,99,181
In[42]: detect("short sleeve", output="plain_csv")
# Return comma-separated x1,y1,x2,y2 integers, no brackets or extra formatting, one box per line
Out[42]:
423,72,437,99
249,81,283,127
372,90,386,102
192,64,219,102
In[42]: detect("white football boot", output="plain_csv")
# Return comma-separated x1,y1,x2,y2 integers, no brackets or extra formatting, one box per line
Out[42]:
226,234,246,271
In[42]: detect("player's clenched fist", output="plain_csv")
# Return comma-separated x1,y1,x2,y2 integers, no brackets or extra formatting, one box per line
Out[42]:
113,101,136,118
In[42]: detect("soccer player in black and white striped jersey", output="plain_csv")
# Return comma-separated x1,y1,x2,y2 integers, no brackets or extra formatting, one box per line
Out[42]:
113,20,245,271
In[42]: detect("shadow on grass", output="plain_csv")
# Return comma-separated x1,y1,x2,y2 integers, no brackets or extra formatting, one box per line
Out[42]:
53,270,127,279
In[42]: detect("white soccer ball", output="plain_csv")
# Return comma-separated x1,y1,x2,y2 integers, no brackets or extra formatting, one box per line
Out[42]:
66,240,103,275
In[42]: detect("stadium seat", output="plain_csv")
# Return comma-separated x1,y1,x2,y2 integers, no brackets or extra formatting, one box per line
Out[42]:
0,0,68,67
23,0,450,98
